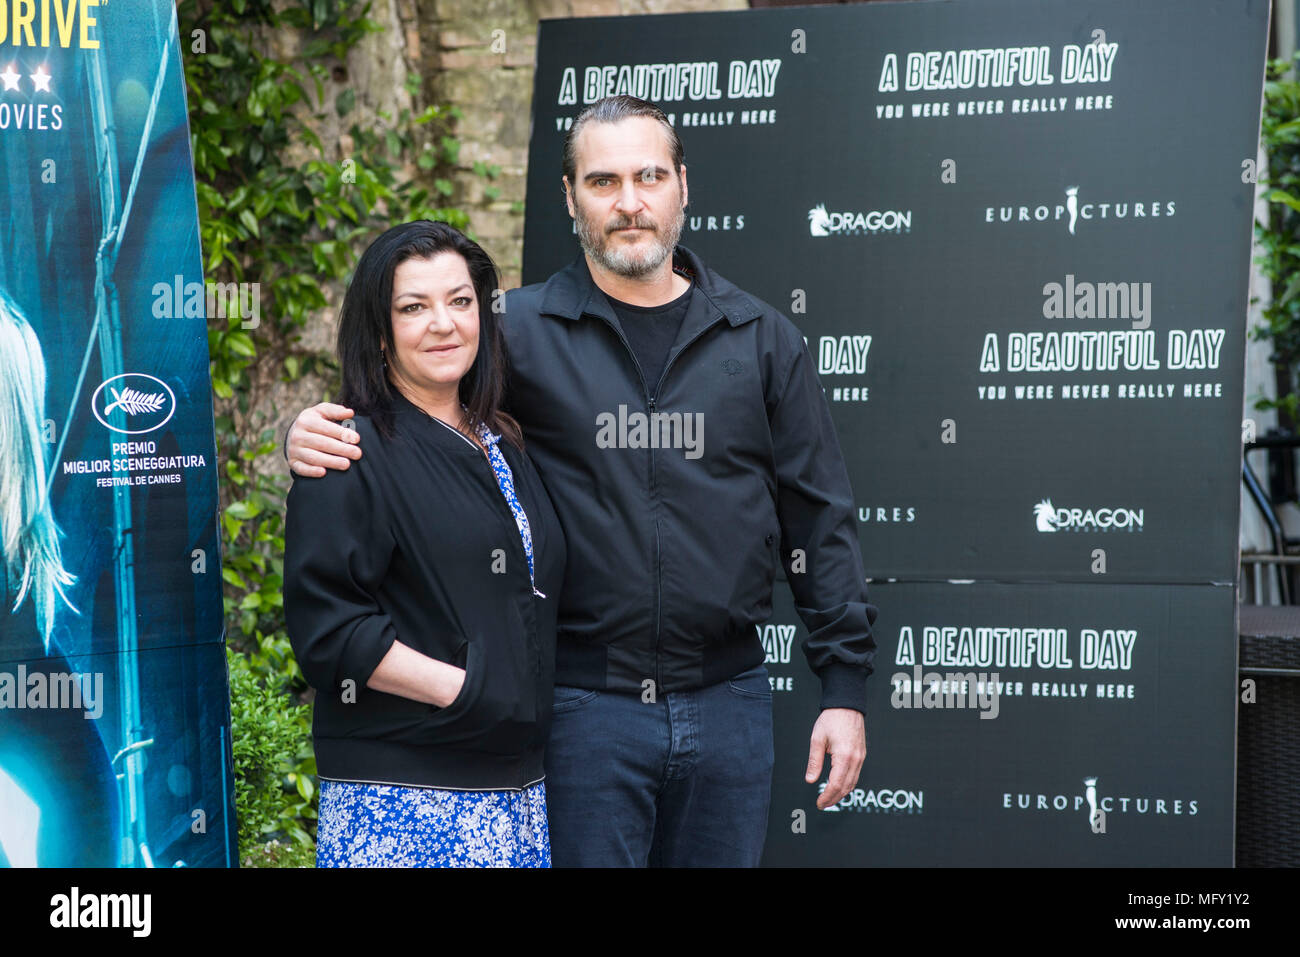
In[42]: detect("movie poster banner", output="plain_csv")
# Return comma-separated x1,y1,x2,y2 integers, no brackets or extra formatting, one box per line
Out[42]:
524,0,1266,864
0,0,235,866
760,584,1235,866
525,0,1269,584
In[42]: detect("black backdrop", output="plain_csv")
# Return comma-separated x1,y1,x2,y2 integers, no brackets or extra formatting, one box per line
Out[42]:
523,0,1270,865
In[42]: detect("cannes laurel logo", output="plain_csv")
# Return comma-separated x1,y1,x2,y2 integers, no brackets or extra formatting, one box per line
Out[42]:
91,374,176,435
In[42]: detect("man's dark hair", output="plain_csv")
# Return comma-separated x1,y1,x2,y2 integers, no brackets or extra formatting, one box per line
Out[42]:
335,219,522,448
562,95,685,188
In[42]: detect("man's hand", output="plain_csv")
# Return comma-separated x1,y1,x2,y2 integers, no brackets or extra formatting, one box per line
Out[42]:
806,707,866,810
287,403,362,477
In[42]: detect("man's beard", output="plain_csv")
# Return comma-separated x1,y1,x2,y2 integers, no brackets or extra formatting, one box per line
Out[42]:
574,190,685,279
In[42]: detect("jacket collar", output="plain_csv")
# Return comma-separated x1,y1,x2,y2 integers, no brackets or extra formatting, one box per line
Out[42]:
391,389,497,453
538,243,762,328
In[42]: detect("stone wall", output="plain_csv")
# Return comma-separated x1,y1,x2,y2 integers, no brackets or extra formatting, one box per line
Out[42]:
416,0,747,287
263,0,743,436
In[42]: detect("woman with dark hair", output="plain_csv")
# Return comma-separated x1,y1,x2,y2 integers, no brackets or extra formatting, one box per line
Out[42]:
283,221,565,867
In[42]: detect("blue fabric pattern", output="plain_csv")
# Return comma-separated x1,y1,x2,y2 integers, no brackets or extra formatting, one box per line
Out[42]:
315,779,550,867
474,420,545,598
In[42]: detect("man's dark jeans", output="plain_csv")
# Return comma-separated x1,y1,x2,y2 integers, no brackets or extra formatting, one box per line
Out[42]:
543,662,775,867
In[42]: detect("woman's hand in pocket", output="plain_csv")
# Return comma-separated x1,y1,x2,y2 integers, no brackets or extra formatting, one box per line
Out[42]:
366,640,467,708
434,664,467,709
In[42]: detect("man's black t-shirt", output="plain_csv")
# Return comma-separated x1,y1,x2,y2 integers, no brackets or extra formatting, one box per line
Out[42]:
606,282,693,399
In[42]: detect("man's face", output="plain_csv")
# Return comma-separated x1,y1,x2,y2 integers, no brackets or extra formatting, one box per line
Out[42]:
565,116,687,279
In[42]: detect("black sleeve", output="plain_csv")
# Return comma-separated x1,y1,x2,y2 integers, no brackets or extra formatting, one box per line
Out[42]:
499,296,518,418
280,412,298,462
283,443,399,695
769,329,879,714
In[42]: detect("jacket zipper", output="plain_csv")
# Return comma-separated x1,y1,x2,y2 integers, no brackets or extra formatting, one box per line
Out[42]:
652,317,723,402
596,307,726,694
594,315,664,688
431,416,543,676
649,314,725,692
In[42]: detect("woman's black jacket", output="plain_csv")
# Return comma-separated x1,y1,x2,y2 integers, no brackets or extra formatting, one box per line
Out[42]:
283,392,566,790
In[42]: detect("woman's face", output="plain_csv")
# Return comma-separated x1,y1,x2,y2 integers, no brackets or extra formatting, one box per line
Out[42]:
387,252,480,408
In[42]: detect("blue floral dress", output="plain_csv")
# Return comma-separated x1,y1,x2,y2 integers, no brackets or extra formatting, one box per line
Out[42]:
315,416,549,868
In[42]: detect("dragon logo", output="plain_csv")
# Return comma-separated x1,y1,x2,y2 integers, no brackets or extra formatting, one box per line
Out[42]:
1034,499,1060,532
807,204,831,236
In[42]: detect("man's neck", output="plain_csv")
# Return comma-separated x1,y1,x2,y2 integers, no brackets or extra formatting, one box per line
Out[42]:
587,253,691,307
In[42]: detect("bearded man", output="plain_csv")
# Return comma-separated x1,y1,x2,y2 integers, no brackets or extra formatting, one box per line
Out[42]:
286,95,878,867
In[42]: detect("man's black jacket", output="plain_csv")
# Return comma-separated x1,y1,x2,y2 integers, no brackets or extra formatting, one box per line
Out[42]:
501,244,878,712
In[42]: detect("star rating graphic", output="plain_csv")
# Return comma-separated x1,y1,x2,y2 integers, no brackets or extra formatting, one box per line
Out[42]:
0,63,54,93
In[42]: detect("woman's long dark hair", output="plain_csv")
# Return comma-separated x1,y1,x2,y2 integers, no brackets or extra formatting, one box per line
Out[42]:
336,220,522,449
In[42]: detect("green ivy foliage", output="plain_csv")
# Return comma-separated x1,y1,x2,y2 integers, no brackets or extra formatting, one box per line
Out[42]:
227,646,315,865
1256,54,1300,423
180,0,476,863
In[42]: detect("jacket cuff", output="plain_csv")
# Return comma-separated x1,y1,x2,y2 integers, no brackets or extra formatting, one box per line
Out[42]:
817,661,870,714
337,619,399,695
281,412,299,463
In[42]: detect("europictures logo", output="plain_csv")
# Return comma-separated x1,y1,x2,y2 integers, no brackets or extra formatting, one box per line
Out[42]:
1034,498,1143,533
1002,775,1199,828
685,211,745,232
91,374,176,435
807,203,911,236
984,186,1176,235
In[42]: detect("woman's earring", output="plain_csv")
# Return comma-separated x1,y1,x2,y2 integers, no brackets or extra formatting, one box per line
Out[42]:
380,348,387,369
